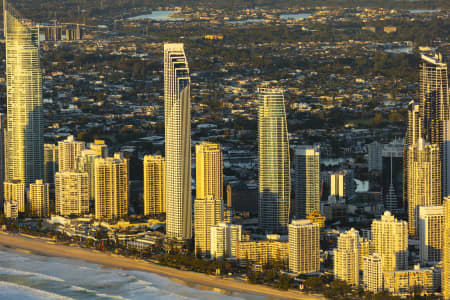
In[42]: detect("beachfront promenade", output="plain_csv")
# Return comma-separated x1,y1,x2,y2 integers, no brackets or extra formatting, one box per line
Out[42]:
0,232,324,300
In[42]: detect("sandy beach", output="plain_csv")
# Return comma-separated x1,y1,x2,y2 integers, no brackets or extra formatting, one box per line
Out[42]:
0,232,324,300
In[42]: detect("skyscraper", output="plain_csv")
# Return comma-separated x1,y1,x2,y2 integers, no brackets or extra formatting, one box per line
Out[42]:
0,113,5,201
95,153,128,220
76,149,100,201
382,140,404,212
29,179,49,218
419,54,449,198
334,228,360,286
43,144,58,184
258,87,290,234
143,155,166,215
444,121,450,198
58,135,85,172
418,205,444,264
443,197,450,299
194,195,223,256
407,139,441,236
55,170,89,216
196,142,223,200
164,43,192,240
404,101,422,208
295,145,320,219
288,220,320,274
4,1,44,185
419,53,449,147
372,211,408,272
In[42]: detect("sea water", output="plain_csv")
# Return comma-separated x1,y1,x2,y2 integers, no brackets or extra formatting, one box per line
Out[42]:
0,247,263,300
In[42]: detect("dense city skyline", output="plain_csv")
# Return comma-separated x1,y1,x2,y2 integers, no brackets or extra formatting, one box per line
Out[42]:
0,1,449,299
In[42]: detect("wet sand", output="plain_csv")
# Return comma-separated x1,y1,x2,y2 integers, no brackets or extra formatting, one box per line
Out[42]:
0,232,324,300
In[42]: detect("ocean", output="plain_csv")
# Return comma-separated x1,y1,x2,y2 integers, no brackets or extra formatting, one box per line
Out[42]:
0,246,263,300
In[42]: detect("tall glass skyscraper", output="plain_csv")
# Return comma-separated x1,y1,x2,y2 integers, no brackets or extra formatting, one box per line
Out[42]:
258,87,290,234
295,145,320,219
419,54,449,197
382,140,403,212
419,54,449,146
164,43,192,240
4,1,43,184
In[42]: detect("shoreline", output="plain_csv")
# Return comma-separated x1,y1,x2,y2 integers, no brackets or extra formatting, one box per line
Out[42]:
0,232,324,300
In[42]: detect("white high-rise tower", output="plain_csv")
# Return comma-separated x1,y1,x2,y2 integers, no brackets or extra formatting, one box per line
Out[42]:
164,43,192,240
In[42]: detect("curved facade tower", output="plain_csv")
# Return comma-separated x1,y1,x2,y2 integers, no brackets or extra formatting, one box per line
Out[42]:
419,54,450,198
419,54,449,146
4,1,43,185
258,87,290,234
164,43,192,240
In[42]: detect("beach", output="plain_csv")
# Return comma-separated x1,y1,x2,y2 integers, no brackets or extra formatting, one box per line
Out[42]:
0,232,324,300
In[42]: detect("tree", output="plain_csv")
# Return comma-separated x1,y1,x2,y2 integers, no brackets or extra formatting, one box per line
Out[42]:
278,274,291,290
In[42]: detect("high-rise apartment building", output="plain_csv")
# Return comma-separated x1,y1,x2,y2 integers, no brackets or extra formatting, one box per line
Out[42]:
89,140,108,158
258,87,290,234
58,135,85,172
77,149,100,201
143,155,166,215
412,54,449,199
407,139,441,236
94,153,128,220
359,238,374,271
294,146,320,219
418,205,444,265
0,113,5,200
29,179,49,217
382,139,404,212
404,101,422,208
363,253,384,293
334,228,360,286
444,121,450,197
194,195,223,256
372,211,408,272
368,141,383,171
4,1,44,185
210,222,242,260
196,142,223,200
288,220,320,274
419,53,449,148
419,54,450,198
55,170,89,216
330,169,354,201
4,180,25,213
44,144,58,184
164,43,192,240
442,197,450,299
